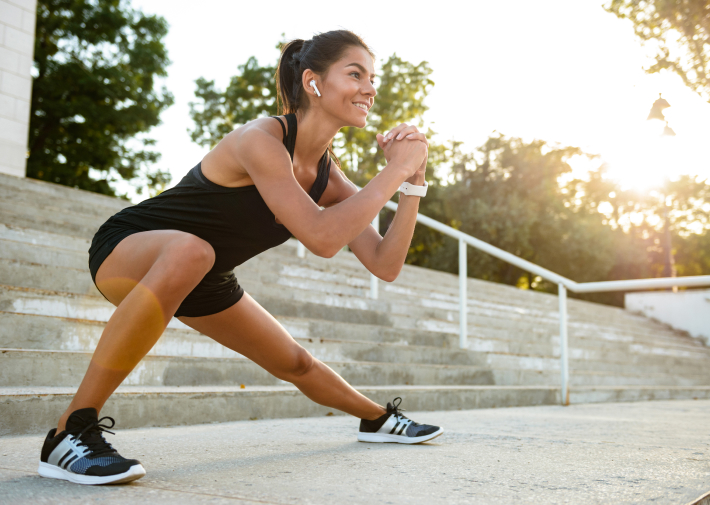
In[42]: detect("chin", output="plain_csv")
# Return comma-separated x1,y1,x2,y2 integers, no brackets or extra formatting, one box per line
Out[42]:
351,114,367,128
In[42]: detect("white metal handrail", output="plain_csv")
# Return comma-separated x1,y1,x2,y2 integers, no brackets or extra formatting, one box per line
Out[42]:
296,196,710,406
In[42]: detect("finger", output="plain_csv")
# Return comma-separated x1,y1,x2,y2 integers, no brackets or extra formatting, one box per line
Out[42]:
394,125,421,140
376,133,386,150
384,123,409,141
405,132,429,146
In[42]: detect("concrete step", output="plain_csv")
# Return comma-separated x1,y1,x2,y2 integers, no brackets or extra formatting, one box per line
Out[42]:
246,282,709,354
0,220,686,342
0,202,101,239
3,310,708,382
265,243,690,330
0,309,629,361
0,223,90,253
3,282,708,369
0,180,700,345
4,384,710,437
0,310,463,354
0,237,87,270
0,228,698,351
0,184,127,220
0,172,130,212
0,249,697,356
2,349,707,390
0,258,101,296
237,251,694,338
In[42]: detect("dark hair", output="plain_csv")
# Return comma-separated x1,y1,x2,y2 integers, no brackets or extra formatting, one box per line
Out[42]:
276,30,374,167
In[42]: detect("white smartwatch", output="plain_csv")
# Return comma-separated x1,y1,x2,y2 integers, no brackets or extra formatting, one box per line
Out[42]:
398,180,428,197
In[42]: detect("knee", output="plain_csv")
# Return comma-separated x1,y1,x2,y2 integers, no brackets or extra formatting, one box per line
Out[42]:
283,346,316,380
166,235,215,276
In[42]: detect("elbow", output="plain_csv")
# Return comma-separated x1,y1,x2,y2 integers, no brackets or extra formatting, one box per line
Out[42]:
377,267,401,283
306,236,340,258
315,246,339,259
306,227,342,258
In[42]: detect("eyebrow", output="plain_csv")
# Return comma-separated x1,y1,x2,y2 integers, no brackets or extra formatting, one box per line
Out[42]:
345,63,376,79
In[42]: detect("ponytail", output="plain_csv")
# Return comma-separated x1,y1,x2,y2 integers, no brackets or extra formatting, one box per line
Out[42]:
276,39,306,115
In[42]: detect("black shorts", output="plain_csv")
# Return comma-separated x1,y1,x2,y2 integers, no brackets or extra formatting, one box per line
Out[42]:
88,225,245,318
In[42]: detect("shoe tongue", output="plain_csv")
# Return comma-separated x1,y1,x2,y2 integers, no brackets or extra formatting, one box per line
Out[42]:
66,408,99,431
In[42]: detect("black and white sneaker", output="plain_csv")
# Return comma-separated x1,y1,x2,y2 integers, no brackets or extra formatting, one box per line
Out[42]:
357,397,443,444
38,408,146,485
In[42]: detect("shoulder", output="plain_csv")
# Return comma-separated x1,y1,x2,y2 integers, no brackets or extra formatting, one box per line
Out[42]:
232,116,287,145
222,116,289,163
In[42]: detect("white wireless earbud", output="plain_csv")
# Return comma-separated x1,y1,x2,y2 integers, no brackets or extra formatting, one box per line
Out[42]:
310,80,321,97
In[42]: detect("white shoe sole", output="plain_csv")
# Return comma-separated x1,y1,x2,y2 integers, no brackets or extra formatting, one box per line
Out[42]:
357,427,444,444
38,461,146,485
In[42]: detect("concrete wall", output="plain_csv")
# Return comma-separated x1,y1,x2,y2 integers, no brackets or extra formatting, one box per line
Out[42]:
625,290,710,347
0,0,36,178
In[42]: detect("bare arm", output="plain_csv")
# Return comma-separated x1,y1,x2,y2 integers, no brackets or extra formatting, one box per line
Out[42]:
230,121,426,258
324,124,429,281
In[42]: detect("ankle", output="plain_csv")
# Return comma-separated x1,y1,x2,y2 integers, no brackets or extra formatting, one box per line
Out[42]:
363,406,387,421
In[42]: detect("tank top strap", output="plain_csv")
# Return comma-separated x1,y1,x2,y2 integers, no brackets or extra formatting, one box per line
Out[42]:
271,115,296,161
271,113,330,204
284,113,298,160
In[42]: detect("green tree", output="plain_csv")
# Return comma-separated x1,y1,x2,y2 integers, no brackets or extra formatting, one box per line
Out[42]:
605,0,710,102
189,56,278,148
407,134,619,302
29,0,174,196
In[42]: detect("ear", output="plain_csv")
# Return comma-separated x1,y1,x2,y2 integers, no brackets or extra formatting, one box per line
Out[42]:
301,69,320,98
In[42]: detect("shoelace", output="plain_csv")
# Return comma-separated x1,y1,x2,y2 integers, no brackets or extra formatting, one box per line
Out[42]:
66,414,118,458
389,397,409,422
389,397,422,430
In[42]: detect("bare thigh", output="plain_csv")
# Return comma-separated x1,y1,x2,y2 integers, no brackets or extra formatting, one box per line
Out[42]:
178,292,312,381
95,229,214,309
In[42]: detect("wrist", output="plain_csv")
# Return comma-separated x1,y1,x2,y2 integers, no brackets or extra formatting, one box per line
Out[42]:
405,172,426,186
386,161,413,180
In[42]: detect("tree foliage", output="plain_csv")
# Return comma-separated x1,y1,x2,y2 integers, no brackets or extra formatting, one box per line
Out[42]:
605,0,710,102
408,134,710,306
29,0,174,196
189,56,278,148
188,42,710,307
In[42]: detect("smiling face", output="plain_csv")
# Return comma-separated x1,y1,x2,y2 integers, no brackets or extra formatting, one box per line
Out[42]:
306,45,377,128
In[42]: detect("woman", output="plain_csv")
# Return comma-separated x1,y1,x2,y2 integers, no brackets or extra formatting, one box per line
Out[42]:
38,30,442,486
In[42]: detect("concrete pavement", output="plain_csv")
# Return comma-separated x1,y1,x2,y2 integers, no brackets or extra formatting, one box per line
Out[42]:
1,399,708,504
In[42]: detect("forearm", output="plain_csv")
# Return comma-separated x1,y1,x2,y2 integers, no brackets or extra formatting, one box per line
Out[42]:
371,172,425,280
307,163,409,256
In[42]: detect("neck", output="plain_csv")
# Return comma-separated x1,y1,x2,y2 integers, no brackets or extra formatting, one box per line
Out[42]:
294,108,341,166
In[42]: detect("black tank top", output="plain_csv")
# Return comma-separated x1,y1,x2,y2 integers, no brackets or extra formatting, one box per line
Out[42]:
95,114,331,275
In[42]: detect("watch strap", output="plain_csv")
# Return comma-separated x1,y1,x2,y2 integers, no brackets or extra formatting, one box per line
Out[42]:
398,180,428,197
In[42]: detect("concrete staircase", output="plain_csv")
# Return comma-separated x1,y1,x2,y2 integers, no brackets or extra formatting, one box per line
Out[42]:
1,172,709,436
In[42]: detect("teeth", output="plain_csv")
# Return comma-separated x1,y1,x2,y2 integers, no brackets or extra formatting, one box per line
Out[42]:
354,103,368,111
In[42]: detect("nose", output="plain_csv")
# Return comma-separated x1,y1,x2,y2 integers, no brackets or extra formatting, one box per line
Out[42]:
363,80,377,98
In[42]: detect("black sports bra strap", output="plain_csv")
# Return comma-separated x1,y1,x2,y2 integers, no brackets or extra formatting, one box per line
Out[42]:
284,114,297,160
271,116,287,144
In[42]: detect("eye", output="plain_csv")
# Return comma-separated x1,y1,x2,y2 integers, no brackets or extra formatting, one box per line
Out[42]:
350,71,360,79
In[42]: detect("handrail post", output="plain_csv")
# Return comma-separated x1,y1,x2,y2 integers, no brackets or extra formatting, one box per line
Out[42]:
558,283,569,406
370,211,379,300
296,241,306,258
459,238,467,349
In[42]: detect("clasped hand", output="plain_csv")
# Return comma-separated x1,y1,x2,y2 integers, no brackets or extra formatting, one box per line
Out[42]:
376,123,429,183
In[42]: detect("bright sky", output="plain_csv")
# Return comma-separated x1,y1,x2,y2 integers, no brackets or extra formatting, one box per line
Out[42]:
127,0,710,201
